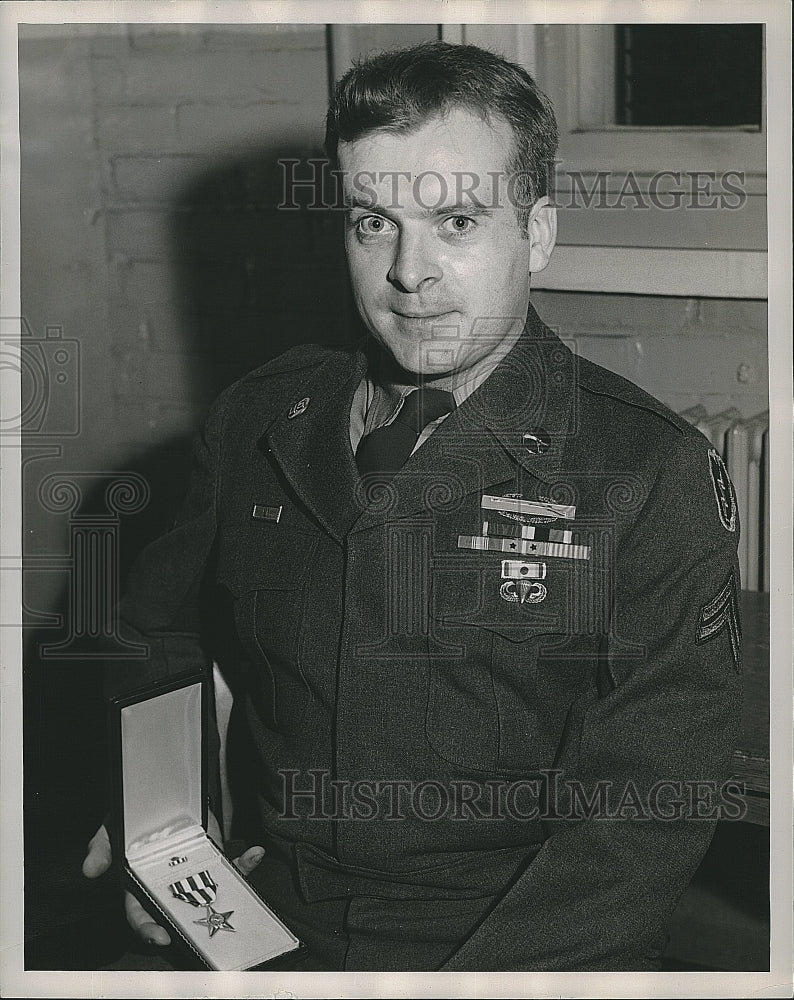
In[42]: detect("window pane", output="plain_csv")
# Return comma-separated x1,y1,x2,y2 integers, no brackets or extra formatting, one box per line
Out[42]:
615,24,763,127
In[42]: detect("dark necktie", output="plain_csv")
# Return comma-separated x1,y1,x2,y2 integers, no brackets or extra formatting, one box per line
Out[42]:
355,386,456,478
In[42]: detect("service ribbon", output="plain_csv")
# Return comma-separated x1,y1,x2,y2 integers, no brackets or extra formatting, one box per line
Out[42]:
169,870,218,908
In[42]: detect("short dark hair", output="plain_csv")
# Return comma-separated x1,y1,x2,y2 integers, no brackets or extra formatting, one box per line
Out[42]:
324,40,558,227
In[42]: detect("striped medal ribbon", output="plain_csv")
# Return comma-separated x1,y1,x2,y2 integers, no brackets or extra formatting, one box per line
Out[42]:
169,870,236,937
169,870,218,907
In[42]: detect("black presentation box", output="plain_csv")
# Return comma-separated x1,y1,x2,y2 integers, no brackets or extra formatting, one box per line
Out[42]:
109,674,301,971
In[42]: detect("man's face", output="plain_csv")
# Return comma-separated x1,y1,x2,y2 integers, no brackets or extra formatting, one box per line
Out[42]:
338,106,556,381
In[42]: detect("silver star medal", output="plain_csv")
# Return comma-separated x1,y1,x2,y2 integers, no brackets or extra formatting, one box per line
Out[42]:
194,904,235,937
169,869,237,939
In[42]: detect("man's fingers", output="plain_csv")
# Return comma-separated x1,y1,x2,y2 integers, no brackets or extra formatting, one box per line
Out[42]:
233,846,265,877
81,823,112,879
125,891,172,946
82,824,169,944
83,813,253,945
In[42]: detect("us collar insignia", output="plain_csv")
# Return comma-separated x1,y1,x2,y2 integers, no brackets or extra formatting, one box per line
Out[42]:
287,396,310,419
522,429,552,455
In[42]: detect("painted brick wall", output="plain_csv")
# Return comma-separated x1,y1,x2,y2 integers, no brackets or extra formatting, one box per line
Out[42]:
23,23,351,458
19,23,769,629
19,23,346,634
533,290,768,419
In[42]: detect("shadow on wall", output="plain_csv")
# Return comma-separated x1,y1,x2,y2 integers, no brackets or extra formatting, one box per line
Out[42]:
169,145,361,405
23,146,361,970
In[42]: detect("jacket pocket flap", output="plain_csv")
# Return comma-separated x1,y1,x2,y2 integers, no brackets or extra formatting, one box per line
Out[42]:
430,554,600,642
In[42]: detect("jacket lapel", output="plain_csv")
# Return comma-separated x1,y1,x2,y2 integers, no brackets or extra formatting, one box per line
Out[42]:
262,346,367,542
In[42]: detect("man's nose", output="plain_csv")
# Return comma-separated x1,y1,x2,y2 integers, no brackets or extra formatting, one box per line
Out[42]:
387,231,441,293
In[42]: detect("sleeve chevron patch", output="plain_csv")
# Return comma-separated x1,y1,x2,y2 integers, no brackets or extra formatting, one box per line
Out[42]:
696,571,742,672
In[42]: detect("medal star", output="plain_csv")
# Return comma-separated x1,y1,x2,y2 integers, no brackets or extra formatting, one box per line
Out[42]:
194,905,236,937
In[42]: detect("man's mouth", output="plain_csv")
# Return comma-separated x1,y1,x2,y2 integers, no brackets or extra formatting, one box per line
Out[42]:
392,309,455,320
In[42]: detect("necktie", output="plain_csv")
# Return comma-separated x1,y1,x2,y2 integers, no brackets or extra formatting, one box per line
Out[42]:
356,387,456,478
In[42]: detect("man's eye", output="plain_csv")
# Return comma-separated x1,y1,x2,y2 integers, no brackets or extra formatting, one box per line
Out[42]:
442,216,477,237
355,215,395,237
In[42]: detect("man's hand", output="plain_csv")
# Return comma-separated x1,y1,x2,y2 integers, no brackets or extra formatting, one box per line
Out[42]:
82,817,265,947
82,822,173,945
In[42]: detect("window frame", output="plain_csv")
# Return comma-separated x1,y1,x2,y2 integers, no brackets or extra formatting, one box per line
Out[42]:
442,22,768,299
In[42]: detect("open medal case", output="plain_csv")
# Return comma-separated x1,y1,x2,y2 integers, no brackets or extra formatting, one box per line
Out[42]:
109,674,301,971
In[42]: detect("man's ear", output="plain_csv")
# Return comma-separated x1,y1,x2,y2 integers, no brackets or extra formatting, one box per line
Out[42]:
525,196,557,273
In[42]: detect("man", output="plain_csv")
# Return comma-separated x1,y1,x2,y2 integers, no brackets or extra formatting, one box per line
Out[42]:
83,41,742,971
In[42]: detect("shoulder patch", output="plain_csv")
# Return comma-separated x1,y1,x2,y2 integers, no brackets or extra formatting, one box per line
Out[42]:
696,571,742,672
708,448,738,532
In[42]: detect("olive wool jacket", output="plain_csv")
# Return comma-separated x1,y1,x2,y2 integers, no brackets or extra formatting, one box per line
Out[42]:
107,304,743,971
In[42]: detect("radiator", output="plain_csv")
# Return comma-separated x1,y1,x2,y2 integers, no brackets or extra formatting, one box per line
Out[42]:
679,406,769,592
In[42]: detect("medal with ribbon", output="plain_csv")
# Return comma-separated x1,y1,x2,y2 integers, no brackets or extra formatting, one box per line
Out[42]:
169,870,236,937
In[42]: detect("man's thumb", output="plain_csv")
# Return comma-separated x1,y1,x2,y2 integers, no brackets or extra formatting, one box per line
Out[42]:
82,824,112,879
234,846,265,876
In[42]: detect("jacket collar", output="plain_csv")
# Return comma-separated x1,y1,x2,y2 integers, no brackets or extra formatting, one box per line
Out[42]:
463,302,574,483
262,304,576,537
351,304,576,531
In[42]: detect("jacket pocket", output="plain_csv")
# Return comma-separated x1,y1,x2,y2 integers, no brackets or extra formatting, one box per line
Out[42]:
216,521,320,733
427,554,601,774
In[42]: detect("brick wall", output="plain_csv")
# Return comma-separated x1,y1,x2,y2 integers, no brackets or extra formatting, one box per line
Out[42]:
533,290,768,419
19,22,769,628
19,23,346,616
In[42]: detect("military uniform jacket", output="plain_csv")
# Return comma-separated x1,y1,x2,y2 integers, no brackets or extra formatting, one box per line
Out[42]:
111,305,743,971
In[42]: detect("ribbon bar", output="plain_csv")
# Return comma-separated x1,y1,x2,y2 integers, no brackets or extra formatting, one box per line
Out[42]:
483,519,573,544
501,560,547,580
458,534,590,560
